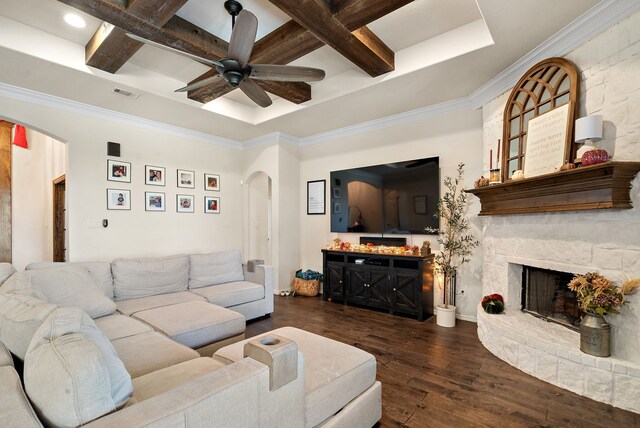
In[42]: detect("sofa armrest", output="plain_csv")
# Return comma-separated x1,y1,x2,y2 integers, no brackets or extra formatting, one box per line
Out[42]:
86,356,304,428
243,263,274,315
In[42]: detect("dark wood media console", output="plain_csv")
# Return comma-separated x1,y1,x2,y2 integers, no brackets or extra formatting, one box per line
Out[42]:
322,249,435,321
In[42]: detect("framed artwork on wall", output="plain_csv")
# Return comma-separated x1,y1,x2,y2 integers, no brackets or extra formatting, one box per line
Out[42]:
204,173,220,191
107,189,131,210
413,195,427,214
145,192,165,211
145,165,165,186
204,196,220,214
177,194,194,213
332,187,341,199
107,160,131,183
177,169,195,188
307,180,326,215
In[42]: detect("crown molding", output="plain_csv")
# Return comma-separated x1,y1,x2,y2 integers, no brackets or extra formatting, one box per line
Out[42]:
469,0,640,109
0,82,243,149
242,131,300,148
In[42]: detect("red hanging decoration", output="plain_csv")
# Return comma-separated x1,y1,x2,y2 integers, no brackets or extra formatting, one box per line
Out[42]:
13,125,28,149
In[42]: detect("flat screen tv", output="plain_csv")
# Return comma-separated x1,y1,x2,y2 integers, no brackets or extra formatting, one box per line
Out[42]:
330,157,439,235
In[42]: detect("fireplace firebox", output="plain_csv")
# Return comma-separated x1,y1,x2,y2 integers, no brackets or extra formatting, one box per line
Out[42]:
522,266,582,330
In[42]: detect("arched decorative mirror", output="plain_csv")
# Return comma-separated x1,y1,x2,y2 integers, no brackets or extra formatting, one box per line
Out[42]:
501,57,580,181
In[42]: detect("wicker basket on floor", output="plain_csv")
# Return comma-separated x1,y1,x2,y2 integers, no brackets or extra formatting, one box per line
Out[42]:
292,278,320,296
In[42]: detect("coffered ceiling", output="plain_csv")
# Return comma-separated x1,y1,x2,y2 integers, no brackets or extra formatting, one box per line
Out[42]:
0,0,603,142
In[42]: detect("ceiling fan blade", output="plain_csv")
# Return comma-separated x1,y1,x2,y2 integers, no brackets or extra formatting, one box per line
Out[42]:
175,75,221,93
228,10,257,67
250,64,326,82
239,79,272,108
126,33,223,68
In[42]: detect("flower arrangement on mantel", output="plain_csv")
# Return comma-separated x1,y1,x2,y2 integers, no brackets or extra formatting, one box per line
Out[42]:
327,238,421,256
567,272,640,316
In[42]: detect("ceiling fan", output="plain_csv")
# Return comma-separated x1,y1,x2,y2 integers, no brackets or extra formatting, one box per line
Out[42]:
127,0,325,107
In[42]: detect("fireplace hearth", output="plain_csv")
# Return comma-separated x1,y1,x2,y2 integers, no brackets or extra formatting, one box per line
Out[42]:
522,266,582,330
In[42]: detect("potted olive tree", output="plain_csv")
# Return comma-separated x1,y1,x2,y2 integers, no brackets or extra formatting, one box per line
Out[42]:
427,162,479,327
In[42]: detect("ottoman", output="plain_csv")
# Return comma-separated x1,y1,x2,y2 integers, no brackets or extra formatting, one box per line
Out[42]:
132,301,246,356
215,327,381,428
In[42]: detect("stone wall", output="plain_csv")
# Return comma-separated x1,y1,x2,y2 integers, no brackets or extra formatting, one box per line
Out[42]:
477,11,640,412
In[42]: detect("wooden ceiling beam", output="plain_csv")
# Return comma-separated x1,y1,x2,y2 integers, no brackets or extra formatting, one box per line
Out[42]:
58,0,227,63
188,0,411,104
85,0,188,73
267,0,394,77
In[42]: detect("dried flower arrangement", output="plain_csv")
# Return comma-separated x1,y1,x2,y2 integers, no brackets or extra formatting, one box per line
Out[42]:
567,272,640,316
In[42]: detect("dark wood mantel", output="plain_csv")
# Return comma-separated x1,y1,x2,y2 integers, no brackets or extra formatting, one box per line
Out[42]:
465,161,640,216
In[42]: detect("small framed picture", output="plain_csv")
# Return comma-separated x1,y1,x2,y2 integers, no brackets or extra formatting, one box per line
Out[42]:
204,173,220,191
333,202,341,214
107,160,131,183
332,187,341,199
177,194,194,213
177,169,195,188
145,165,165,186
413,195,427,214
204,196,220,214
107,189,131,210
145,192,165,211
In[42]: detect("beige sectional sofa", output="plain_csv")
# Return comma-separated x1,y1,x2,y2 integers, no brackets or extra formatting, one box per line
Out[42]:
0,254,382,427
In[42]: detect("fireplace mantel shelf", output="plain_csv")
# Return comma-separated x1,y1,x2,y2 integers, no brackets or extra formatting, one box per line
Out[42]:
465,161,640,216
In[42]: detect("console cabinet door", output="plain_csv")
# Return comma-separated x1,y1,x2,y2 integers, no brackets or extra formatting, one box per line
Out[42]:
327,262,345,300
367,269,390,308
347,267,368,304
391,269,420,315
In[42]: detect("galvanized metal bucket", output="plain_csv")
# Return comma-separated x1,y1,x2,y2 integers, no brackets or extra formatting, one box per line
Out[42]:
580,313,611,357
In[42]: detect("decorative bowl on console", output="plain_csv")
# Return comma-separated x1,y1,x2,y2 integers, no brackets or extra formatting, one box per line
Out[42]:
581,148,609,166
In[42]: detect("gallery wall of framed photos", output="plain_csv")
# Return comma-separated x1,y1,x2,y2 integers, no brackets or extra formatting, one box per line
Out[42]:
106,153,221,214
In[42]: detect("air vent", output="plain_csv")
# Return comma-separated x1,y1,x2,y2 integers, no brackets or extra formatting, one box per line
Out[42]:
112,88,140,99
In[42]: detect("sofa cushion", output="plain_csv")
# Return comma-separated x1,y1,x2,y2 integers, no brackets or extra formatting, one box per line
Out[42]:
115,290,205,316
188,250,244,289
24,307,132,427
6,267,117,319
112,255,189,300
189,281,265,308
110,331,200,378
26,261,114,299
0,293,58,361
94,314,153,341
0,263,16,286
132,301,245,349
128,357,226,405
215,326,377,427
0,366,42,428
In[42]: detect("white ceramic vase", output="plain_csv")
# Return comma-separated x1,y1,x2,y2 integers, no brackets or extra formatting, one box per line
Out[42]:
436,304,456,327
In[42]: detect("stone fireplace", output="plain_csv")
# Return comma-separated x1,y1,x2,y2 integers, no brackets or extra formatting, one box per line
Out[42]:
476,12,640,413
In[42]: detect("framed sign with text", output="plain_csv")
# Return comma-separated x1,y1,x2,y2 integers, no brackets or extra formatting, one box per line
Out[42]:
307,180,326,215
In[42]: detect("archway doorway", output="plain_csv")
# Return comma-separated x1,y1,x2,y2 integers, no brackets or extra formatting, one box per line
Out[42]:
247,171,272,264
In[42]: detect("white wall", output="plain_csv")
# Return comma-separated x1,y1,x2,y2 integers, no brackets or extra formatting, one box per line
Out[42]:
243,140,301,293
1,97,245,264
11,128,65,270
299,108,484,320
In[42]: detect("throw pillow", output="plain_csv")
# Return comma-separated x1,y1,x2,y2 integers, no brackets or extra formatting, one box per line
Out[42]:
112,255,189,300
0,293,58,361
11,266,116,318
189,250,244,289
24,307,132,426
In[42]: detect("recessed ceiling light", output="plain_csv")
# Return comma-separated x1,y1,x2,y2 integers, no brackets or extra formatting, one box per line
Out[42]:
64,13,86,29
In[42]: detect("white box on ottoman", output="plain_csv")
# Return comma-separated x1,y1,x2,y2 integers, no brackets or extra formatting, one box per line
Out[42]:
132,301,246,356
214,327,381,428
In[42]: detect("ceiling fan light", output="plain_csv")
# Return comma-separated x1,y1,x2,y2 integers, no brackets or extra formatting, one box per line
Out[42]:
224,70,244,87
64,13,86,29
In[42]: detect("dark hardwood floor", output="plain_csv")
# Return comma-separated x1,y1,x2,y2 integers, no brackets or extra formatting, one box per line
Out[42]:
247,296,640,427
